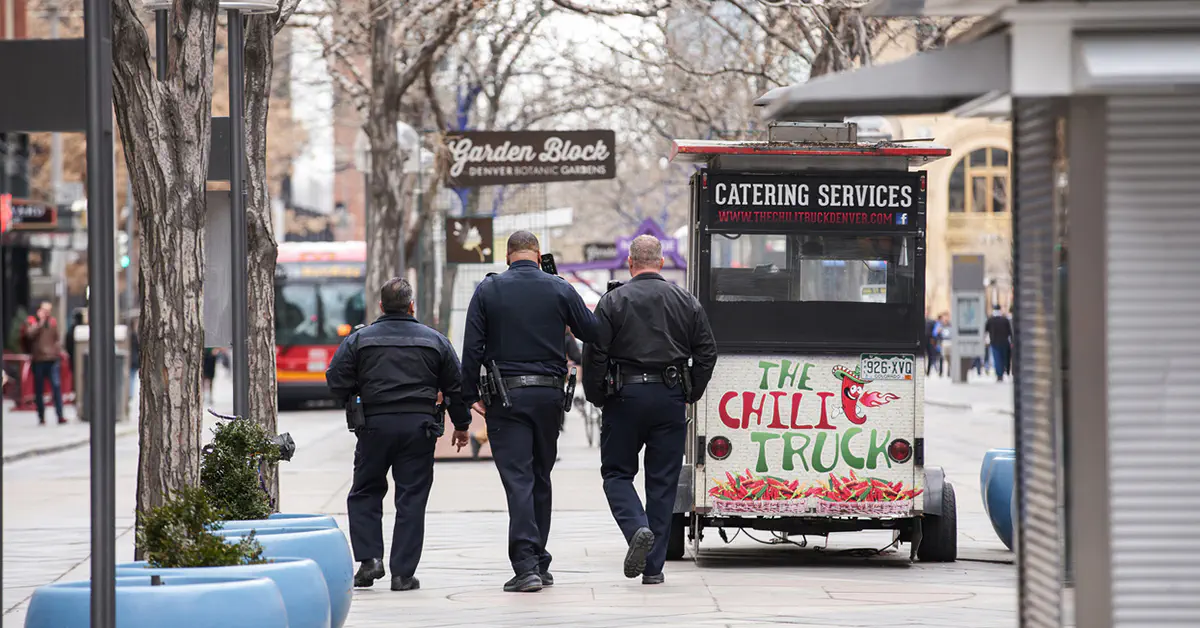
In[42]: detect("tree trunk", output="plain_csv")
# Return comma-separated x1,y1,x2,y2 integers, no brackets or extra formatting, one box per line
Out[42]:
362,0,408,320
243,13,281,508
112,0,218,529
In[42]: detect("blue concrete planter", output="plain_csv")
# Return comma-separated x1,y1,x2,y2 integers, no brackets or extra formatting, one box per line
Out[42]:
984,455,1016,550
116,557,330,628
25,575,287,628
979,447,1016,508
214,526,352,628
218,513,339,533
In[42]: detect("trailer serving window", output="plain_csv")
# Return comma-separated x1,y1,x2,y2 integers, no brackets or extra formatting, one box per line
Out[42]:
698,171,926,352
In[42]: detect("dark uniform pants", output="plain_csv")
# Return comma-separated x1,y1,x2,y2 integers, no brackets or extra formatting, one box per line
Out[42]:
347,412,436,579
487,386,563,575
599,382,687,577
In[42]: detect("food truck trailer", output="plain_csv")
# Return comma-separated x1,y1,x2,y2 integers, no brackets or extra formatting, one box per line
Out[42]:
666,121,958,563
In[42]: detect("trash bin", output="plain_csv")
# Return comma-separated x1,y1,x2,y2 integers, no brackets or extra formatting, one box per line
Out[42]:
74,323,131,423
76,348,128,423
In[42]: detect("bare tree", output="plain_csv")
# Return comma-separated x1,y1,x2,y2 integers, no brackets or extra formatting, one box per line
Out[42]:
111,0,219,519
317,0,480,319
429,1,553,333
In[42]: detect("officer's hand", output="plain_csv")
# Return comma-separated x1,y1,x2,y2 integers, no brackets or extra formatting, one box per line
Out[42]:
472,401,487,417
452,429,469,451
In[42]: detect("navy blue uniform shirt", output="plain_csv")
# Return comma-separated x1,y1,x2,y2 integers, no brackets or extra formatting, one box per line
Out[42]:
461,259,599,405
325,313,472,431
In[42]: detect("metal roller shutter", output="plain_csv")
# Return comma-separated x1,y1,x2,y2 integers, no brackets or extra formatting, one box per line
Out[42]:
1106,94,1200,626
1013,97,1065,628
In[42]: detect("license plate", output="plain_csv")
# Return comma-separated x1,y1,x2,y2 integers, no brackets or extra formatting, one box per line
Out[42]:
859,354,914,380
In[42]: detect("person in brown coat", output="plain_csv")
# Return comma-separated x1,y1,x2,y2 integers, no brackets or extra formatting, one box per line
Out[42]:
23,301,66,424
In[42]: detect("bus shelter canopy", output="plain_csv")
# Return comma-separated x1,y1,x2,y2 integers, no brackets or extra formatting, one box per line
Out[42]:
755,33,1010,120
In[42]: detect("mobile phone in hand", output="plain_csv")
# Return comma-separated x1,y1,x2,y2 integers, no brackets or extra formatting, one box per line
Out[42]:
540,253,558,275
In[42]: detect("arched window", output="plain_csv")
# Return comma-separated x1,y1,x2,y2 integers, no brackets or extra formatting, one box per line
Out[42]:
948,147,1010,213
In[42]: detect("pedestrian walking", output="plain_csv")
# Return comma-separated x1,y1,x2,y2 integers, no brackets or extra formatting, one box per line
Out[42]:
461,230,598,593
985,305,1013,382
583,235,718,585
22,302,66,425
924,311,943,377
202,347,219,405
326,277,471,592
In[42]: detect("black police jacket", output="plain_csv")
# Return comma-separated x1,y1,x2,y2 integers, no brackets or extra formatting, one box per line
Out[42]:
461,259,599,405
583,272,718,405
325,313,472,431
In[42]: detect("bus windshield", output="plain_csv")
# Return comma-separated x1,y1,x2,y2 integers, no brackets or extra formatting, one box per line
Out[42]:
710,233,915,305
276,281,366,347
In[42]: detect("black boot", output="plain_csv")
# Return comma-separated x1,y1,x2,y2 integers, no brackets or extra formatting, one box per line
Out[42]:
624,527,655,579
391,576,420,591
503,570,543,593
354,559,385,587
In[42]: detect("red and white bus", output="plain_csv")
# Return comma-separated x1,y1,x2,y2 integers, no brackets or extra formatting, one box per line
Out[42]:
274,241,366,407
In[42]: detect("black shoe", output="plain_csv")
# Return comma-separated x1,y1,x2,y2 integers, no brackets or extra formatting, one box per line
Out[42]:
391,576,419,591
540,570,554,586
643,573,665,585
354,559,385,587
503,571,543,593
624,527,655,579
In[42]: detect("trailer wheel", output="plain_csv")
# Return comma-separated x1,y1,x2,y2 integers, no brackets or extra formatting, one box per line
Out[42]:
666,513,686,561
917,481,958,562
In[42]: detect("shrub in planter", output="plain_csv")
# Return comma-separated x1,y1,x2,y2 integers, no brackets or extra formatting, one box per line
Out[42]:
137,486,264,568
200,416,287,521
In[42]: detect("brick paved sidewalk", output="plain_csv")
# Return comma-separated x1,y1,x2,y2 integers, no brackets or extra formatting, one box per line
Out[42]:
924,374,1014,416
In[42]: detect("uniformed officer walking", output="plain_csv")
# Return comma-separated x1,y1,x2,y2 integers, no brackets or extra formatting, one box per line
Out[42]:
326,278,472,591
461,230,598,593
583,235,717,584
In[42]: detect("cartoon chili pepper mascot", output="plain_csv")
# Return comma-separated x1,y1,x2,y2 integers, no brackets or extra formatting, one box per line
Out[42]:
832,366,870,425
833,365,900,425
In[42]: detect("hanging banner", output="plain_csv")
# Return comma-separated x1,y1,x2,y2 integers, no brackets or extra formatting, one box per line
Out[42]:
446,217,495,264
443,130,617,187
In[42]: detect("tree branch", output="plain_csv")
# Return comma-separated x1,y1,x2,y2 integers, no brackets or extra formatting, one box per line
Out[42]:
549,0,669,17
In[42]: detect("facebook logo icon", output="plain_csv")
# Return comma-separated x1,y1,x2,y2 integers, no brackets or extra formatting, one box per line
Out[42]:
895,213,909,226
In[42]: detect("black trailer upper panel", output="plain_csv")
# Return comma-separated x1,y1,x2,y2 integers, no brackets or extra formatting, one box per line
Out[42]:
704,171,925,233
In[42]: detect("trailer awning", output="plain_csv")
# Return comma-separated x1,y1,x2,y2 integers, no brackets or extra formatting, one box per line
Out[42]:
756,34,1010,120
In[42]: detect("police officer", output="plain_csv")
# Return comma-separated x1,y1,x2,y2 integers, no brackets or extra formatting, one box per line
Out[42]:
584,234,717,584
326,278,471,592
461,230,598,593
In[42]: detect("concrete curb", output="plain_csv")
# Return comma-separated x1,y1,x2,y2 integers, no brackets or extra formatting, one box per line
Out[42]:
926,398,1015,416
3,424,138,464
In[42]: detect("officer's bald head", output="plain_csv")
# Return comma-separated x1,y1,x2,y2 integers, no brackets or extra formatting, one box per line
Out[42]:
507,231,540,264
379,277,414,315
628,235,664,275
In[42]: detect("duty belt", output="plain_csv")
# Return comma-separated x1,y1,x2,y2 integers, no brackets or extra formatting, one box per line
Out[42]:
502,375,564,390
621,373,665,385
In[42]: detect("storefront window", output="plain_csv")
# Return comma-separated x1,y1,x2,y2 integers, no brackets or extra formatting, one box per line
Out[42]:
948,147,1011,213
709,233,914,304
